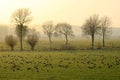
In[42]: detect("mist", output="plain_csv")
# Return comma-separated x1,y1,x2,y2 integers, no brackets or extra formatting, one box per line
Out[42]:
0,24,120,41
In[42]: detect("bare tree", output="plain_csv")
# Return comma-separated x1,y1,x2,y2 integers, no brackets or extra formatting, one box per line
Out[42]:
5,35,17,51
11,8,32,51
100,16,112,47
26,29,39,51
55,23,74,45
81,14,101,49
42,21,55,45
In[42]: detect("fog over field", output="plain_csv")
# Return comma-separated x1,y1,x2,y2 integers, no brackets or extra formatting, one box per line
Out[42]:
0,24,120,41
0,0,120,41
0,1,120,80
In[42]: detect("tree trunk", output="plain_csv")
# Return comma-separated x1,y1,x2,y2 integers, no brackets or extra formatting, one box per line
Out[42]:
103,33,105,47
31,46,34,51
48,36,52,50
91,34,94,49
49,36,52,45
65,35,68,45
20,24,23,51
11,46,14,51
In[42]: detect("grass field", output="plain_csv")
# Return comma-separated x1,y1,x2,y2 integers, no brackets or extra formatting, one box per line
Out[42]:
0,49,120,80
0,39,120,51
0,39,120,80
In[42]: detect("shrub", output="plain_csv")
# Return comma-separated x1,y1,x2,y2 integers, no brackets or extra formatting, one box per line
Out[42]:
5,35,17,51
26,34,39,51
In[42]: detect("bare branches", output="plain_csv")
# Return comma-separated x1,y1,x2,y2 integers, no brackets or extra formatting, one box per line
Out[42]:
42,21,55,44
5,35,17,51
55,23,74,36
55,23,74,45
11,8,32,51
81,14,101,48
26,29,39,51
100,16,112,37
100,16,112,47
12,8,32,25
81,14,112,48
82,14,101,36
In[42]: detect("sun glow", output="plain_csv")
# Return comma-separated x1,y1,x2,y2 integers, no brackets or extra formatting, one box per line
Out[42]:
0,0,120,27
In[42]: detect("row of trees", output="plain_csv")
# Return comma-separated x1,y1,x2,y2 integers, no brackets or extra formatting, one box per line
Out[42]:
42,15,111,49
42,22,74,45
4,8,111,51
5,28,39,51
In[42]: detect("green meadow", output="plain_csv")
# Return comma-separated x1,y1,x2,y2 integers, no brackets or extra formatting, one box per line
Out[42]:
0,39,120,80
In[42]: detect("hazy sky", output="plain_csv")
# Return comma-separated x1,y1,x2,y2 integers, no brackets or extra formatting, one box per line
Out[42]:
0,0,120,27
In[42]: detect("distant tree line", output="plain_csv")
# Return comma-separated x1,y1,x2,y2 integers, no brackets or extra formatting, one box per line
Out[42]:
4,8,112,51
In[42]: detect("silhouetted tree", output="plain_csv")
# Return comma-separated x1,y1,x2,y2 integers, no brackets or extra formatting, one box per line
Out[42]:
5,35,17,51
42,21,55,45
11,8,32,51
55,23,74,45
100,16,112,47
81,14,101,49
26,29,39,51
16,25,28,39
